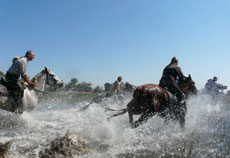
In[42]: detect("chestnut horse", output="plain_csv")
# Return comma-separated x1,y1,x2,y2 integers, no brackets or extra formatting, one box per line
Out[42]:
106,75,197,128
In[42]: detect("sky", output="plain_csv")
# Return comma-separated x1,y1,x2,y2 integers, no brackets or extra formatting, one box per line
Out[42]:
0,0,230,89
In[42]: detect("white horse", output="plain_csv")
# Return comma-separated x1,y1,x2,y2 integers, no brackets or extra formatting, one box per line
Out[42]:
0,67,63,113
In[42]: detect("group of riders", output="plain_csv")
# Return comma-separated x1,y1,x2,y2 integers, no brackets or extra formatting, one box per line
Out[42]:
0,50,227,114
109,57,188,107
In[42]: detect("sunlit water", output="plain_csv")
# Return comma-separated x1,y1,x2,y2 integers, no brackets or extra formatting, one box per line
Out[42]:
0,93,230,158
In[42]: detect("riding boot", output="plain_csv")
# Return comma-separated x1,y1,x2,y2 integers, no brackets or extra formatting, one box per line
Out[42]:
176,90,185,104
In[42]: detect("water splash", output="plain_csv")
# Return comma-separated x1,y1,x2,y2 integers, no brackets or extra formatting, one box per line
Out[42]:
0,93,229,157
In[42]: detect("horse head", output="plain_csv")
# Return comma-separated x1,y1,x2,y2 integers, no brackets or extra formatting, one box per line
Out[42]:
43,67,63,89
179,74,198,97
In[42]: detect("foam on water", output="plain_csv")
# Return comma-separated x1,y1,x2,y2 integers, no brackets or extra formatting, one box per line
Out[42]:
0,93,230,157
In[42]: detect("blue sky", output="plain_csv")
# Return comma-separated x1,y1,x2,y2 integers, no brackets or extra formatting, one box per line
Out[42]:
0,0,230,89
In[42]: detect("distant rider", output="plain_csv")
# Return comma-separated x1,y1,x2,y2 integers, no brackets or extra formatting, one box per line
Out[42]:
205,76,227,96
110,76,123,93
159,56,185,105
106,76,123,97
205,79,212,91
6,50,36,113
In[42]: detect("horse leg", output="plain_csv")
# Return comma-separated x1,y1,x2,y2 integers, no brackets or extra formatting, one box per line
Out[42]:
179,102,187,129
128,110,134,125
131,112,155,128
127,100,135,126
127,99,138,127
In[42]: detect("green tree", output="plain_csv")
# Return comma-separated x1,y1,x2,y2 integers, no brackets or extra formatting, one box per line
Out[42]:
104,82,113,92
76,82,93,92
93,86,104,93
0,71,4,77
65,78,78,91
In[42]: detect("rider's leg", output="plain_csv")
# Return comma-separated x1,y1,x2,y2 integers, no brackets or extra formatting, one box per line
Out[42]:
169,82,185,105
6,74,23,113
8,87,23,113
14,88,23,114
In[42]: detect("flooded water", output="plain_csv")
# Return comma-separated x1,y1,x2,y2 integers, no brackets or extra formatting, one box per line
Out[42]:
0,93,230,158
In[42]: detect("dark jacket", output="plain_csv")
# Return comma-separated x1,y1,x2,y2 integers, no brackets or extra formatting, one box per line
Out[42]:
159,62,185,84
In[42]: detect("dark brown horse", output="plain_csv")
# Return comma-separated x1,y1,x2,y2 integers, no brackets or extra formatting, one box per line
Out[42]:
106,75,197,128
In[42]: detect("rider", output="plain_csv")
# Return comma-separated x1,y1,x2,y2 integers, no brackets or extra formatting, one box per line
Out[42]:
106,76,123,97
205,76,227,96
6,50,36,113
205,79,212,91
159,56,185,105
110,76,123,94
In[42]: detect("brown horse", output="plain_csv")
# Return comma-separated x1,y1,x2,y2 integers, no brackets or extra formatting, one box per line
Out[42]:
106,75,197,128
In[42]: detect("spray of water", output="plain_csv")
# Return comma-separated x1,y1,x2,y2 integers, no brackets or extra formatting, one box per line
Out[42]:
0,92,229,158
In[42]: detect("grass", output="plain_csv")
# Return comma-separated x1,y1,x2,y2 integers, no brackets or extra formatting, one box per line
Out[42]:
39,91,106,104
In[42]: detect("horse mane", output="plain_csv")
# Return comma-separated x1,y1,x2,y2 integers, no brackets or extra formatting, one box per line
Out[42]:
31,70,46,82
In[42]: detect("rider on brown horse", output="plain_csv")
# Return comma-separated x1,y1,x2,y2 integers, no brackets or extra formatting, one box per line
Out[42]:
106,57,197,128
159,57,185,106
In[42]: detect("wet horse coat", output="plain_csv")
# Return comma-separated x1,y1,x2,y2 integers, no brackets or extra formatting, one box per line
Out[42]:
106,75,197,128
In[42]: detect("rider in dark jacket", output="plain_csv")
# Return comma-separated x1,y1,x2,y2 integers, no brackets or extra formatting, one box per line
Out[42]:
159,57,185,104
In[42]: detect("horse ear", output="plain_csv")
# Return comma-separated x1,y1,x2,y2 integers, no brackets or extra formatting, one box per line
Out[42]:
188,74,191,79
44,67,49,72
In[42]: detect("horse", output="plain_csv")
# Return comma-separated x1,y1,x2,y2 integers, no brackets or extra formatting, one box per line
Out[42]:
78,82,136,111
106,75,197,128
0,67,63,113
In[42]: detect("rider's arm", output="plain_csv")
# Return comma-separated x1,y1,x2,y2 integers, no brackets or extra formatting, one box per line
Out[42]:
177,67,185,82
22,75,36,88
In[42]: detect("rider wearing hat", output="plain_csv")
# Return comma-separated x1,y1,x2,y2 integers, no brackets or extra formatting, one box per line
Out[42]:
159,56,185,105
6,50,36,113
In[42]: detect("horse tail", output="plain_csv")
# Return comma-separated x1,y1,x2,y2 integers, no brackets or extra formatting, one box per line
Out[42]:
105,107,128,119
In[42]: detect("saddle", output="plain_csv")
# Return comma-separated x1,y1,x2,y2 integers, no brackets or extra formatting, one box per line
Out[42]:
163,88,178,105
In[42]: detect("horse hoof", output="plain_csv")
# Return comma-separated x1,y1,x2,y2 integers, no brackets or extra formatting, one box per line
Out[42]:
130,122,139,128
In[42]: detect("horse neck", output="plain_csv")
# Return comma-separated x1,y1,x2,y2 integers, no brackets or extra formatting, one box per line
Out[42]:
33,72,47,93
179,83,188,95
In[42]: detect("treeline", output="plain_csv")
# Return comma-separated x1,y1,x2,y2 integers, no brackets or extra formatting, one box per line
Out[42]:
0,71,4,77
0,71,115,93
49,77,115,93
